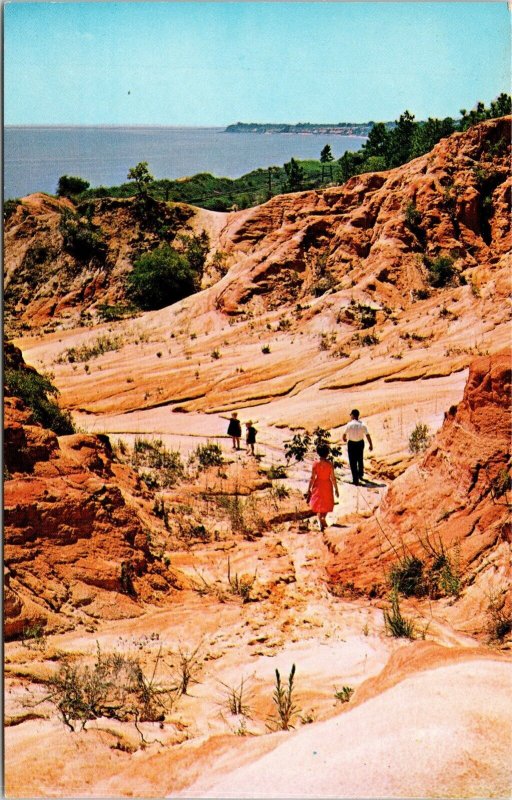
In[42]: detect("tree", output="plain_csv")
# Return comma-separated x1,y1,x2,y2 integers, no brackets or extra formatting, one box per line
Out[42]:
127,245,198,310
410,117,455,159
338,150,364,183
362,122,389,160
57,175,90,197
320,144,334,181
127,161,154,198
283,158,305,192
386,110,417,167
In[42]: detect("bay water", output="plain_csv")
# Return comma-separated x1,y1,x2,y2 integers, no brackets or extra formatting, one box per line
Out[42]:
4,126,366,200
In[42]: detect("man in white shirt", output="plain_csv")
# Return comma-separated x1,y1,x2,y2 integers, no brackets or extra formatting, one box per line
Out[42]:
342,409,373,485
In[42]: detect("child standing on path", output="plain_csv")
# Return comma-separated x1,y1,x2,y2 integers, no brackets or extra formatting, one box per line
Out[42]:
245,421,257,455
227,412,242,450
306,443,339,531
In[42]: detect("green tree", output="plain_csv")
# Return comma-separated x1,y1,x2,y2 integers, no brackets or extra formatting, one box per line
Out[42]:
127,161,154,198
283,158,305,192
386,110,417,167
338,150,364,182
490,93,512,118
320,144,334,181
57,175,90,197
362,122,389,160
127,245,198,310
410,117,455,159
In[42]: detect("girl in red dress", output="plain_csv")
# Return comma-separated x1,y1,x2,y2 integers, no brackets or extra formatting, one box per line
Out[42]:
306,443,339,531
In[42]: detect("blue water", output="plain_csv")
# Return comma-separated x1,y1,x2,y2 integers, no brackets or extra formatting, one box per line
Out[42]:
4,126,366,200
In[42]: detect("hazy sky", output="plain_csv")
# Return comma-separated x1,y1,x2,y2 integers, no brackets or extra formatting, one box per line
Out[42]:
4,2,511,126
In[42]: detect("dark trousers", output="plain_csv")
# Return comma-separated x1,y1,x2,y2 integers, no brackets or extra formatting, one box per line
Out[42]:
347,440,365,484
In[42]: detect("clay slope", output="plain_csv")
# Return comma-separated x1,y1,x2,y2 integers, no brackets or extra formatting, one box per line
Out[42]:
326,349,512,635
214,115,511,313
4,345,182,639
3,193,205,333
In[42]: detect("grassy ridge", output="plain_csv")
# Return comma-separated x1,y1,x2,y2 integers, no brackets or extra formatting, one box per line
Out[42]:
79,159,331,211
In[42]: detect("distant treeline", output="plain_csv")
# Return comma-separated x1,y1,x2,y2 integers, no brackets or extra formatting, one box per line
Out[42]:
225,121,395,136
50,95,510,213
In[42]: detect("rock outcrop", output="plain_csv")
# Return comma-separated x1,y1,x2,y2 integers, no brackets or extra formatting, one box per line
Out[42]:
4,351,180,639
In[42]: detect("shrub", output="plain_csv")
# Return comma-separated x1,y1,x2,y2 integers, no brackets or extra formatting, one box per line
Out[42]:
195,442,224,468
486,591,512,642
59,210,106,262
409,423,431,454
211,348,221,360
220,676,251,717
266,464,288,480
47,645,173,731
261,344,271,354
97,303,136,322
404,201,422,230
383,591,415,639
284,432,311,462
4,367,74,435
389,555,425,597
425,255,457,288
127,245,198,311
3,198,20,222
132,438,184,487
57,175,90,197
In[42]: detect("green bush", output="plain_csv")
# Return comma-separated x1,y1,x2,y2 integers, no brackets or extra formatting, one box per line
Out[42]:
195,442,224,468
127,245,198,310
4,367,74,435
3,198,21,222
389,556,425,597
59,210,106,262
425,255,457,288
57,175,90,197
409,423,431,454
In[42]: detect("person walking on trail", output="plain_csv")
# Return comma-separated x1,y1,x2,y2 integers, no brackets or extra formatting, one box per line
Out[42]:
245,421,257,455
306,443,339,531
227,412,242,450
342,409,373,485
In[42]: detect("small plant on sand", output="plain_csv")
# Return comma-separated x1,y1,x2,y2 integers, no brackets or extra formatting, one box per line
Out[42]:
268,664,299,731
170,643,203,696
334,685,354,704
219,676,251,717
271,483,290,501
211,348,221,359
261,344,271,354
266,464,288,480
408,422,431,454
383,590,415,639
194,441,224,469
227,557,256,602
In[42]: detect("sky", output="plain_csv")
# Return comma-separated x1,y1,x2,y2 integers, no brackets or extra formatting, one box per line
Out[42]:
4,1,511,126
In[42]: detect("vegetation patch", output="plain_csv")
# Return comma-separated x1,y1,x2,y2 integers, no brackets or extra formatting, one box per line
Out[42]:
4,360,74,435
57,334,123,364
